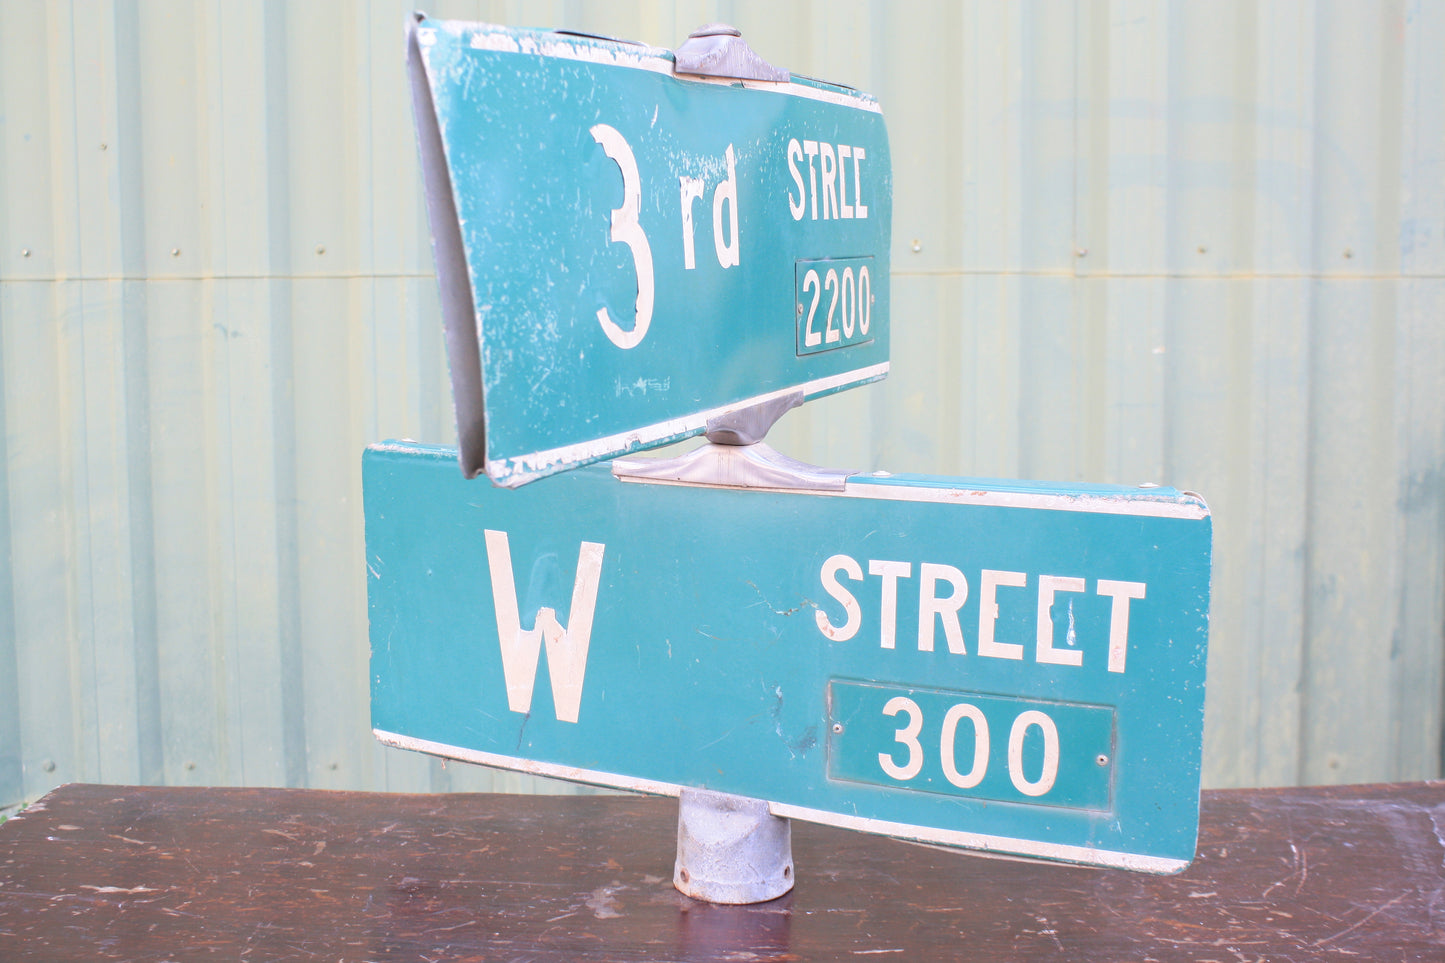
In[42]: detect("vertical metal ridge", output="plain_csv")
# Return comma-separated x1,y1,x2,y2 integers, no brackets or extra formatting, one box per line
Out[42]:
0,290,22,805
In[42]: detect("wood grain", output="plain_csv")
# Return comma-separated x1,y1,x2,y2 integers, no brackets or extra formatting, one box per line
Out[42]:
1,782,1441,961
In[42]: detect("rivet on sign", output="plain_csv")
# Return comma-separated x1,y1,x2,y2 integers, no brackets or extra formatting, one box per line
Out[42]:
1197,245,1207,254
21,248,31,258
910,239,921,253
185,761,196,770
1096,754,1109,767
1343,248,1353,259
170,247,180,257
831,723,844,734
1075,247,1088,257
796,302,803,316
329,762,339,770
315,244,326,255
100,143,108,151
42,759,56,773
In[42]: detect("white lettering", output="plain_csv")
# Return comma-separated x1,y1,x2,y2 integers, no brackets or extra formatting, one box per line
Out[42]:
1097,579,1146,673
786,141,866,220
977,570,1026,660
837,144,853,218
712,144,739,268
483,530,605,724
786,138,806,220
819,142,837,219
940,703,989,789
679,176,704,270
802,269,822,346
1008,710,1059,796
851,147,867,218
868,560,911,650
590,124,653,349
816,554,863,641
1036,575,1086,666
879,696,924,780
918,563,968,653
802,140,819,220
814,555,1147,674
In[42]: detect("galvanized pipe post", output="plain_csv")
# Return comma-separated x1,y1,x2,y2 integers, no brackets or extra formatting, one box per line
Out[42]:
673,788,794,903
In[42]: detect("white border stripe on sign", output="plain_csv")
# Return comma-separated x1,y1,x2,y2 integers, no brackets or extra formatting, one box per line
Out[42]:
838,481,1210,520
417,23,884,113
374,729,1189,875
615,453,1209,521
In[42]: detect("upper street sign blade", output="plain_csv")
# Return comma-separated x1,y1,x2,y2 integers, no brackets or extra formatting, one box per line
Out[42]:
365,443,1213,873
409,19,892,486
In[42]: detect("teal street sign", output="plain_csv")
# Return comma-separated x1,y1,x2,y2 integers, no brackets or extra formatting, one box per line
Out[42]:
365,442,1213,872
409,19,892,486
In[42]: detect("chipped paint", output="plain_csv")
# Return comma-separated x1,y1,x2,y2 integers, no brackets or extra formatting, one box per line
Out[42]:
411,17,892,486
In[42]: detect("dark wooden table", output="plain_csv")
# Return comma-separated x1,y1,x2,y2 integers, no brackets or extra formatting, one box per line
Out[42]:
0,782,1440,961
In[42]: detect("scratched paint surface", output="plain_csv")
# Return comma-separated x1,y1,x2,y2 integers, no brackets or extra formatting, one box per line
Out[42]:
412,20,892,485
365,442,1211,870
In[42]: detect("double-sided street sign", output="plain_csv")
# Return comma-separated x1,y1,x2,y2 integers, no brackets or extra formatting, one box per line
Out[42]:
409,19,892,486
387,16,1214,878
367,442,1212,872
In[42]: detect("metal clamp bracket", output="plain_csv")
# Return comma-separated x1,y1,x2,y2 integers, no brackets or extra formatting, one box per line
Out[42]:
611,391,857,492
673,24,789,83
613,441,854,491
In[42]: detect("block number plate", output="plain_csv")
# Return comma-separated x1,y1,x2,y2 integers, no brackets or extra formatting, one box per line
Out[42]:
796,257,876,356
827,681,1116,812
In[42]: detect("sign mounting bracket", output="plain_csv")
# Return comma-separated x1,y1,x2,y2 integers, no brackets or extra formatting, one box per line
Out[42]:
612,391,858,493
672,24,789,83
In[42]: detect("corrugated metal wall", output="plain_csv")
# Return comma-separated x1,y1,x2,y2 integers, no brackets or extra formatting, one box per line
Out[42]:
2,0,1442,808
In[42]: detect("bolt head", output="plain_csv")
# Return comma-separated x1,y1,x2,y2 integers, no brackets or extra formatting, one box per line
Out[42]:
689,23,741,38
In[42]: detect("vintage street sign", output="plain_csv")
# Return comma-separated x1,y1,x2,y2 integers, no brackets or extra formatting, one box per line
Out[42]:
366,442,1212,872
409,19,892,486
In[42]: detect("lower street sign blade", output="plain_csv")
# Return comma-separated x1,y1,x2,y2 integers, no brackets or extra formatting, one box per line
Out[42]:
365,442,1212,873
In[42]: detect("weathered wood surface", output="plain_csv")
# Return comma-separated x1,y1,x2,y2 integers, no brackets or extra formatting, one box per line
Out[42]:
0,782,1440,961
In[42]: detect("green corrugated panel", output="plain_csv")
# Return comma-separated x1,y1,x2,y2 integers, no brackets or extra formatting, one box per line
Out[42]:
0,0,1442,808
